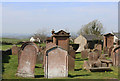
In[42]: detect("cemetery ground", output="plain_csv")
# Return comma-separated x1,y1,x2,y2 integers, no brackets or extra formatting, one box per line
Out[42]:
1,44,119,79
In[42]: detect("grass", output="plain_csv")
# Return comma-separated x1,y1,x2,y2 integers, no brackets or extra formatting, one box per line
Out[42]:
2,45,119,79
0,38,29,45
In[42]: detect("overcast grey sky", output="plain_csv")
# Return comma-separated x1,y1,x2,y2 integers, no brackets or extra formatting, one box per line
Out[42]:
2,2,118,35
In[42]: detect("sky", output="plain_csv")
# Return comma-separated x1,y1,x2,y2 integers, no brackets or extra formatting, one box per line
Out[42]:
2,2,118,36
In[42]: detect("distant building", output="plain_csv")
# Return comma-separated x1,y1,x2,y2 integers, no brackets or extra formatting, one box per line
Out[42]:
30,37,40,43
112,32,120,44
74,34,102,52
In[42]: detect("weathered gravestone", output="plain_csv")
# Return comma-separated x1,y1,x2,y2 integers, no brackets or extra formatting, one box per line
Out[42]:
93,49,102,58
12,45,20,55
88,52,100,67
44,45,68,78
108,46,114,57
94,44,102,51
99,54,106,60
68,49,75,71
16,42,39,78
68,55,75,71
112,45,120,66
103,47,109,57
69,50,75,59
36,47,44,64
81,49,90,59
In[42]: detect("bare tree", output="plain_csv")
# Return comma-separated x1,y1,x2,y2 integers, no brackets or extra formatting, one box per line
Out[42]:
33,28,48,43
77,20,104,36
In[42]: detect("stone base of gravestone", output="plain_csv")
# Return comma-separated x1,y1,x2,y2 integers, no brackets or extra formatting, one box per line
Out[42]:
16,72,34,78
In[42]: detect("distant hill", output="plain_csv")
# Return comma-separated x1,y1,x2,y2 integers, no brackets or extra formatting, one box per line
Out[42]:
1,33,33,39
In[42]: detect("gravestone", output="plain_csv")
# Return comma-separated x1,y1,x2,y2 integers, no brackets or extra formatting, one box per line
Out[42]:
36,47,44,64
88,52,99,67
81,49,89,59
69,50,75,59
93,49,102,57
44,45,68,78
99,54,106,60
16,42,39,78
12,45,20,55
112,46,120,66
83,61,90,70
103,47,109,54
68,55,75,71
108,46,114,57
94,44,102,51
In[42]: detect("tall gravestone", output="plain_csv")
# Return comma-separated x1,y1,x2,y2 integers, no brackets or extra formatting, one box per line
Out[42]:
103,47,109,54
44,45,68,78
108,46,114,57
16,42,39,78
112,46,120,66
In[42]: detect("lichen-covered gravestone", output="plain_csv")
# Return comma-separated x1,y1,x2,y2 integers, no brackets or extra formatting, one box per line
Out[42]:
16,42,39,78
44,45,68,78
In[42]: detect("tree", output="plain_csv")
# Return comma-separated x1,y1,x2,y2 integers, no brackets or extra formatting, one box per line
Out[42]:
33,29,48,43
77,20,104,36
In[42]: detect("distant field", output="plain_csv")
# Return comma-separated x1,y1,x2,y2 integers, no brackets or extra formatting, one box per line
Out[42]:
0,38,29,50
0,38,29,44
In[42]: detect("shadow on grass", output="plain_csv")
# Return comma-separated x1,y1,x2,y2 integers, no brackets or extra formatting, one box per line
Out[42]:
91,69,113,72
74,68,82,71
68,74,90,78
35,75,44,78
35,66,41,68
75,58,88,61
2,49,11,73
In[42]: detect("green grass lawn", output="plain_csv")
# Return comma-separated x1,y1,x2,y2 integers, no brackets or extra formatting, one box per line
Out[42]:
2,48,119,79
